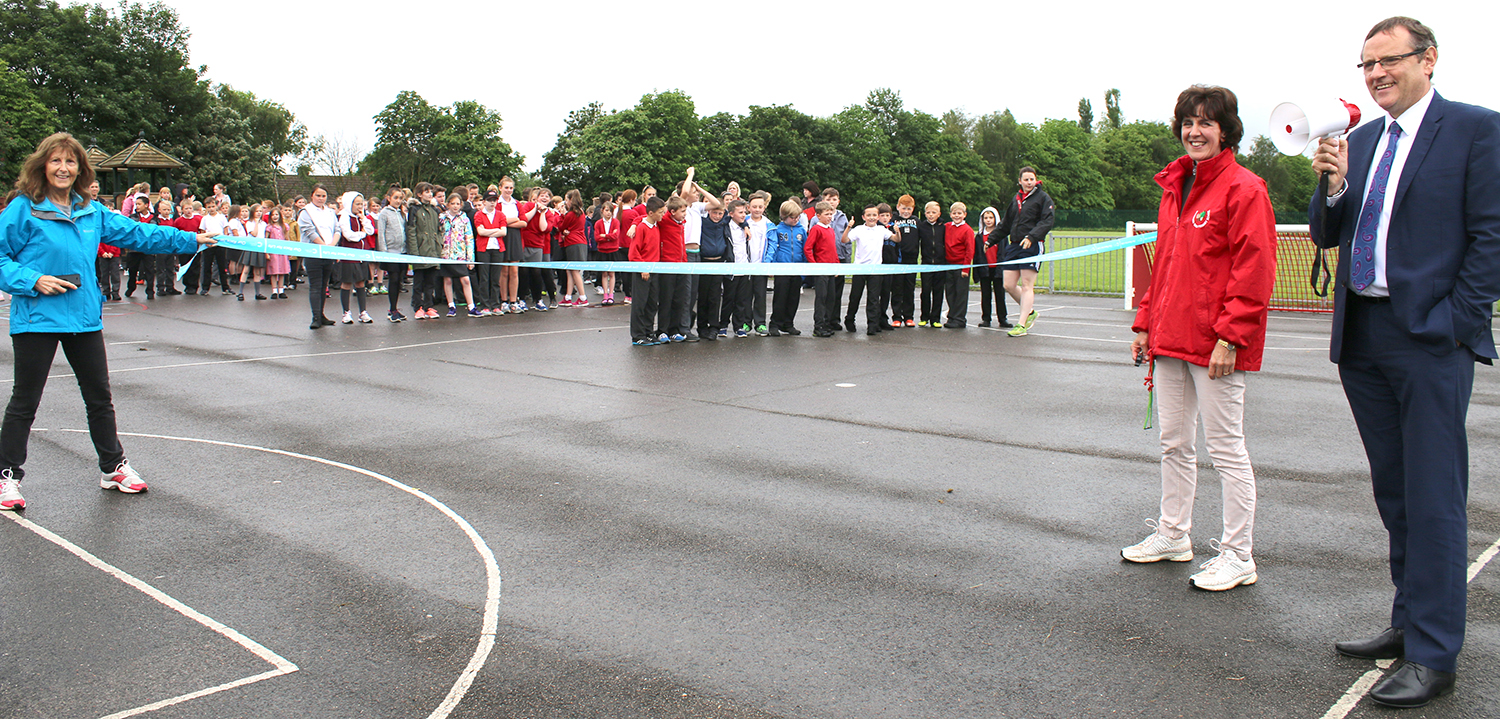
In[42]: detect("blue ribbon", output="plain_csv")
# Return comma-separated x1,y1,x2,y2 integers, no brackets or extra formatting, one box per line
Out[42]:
180,233,1158,281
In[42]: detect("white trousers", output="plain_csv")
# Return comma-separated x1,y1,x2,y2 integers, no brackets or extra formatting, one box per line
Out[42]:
1154,356,1257,560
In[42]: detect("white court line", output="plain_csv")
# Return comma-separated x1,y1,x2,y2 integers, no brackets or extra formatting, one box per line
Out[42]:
0,510,298,718
107,340,150,345
1319,534,1500,719
4,324,622,384
73,430,503,719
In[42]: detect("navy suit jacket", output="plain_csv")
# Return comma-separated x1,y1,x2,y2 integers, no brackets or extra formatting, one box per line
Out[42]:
1309,92,1500,364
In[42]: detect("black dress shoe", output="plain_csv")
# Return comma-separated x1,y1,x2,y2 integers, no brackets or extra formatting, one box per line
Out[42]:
1336,627,1404,660
309,319,322,330
999,321,1014,328
319,316,335,327
1369,661,1454,708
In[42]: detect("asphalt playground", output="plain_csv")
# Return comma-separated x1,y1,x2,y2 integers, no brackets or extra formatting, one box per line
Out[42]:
1,284,1497,719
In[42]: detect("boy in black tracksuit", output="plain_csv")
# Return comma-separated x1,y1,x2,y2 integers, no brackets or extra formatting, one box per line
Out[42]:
916,201,947,327
888,197,920,326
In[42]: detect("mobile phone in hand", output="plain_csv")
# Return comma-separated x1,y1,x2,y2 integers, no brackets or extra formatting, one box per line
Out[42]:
56,273,82,288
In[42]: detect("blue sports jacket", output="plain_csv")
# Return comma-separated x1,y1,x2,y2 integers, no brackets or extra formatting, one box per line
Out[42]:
762,221,806,263
0,193,198,334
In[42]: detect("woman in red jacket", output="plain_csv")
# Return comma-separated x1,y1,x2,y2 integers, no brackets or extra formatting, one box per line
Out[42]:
1120,85,1277,593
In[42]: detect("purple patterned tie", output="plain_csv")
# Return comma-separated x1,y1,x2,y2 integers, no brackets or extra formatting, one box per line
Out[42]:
1350,121,1402,292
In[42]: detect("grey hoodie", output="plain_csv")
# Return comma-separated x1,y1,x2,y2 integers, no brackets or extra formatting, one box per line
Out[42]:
376,203,406,255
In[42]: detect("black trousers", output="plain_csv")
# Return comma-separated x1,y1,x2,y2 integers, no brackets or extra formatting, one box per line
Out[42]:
176,253,199,292
943,270,969,326
629,273,659,341
199,246,231,292
381,262,407,314
1,331,124,478
750,275,767,328
771,275,801,331
697,256,724,335
720,276,753,331
96,256,121,296
845,275,887,327
155,254,177,293
659,273,687,336
410,267,439,311
812,275,840,333
976,274,1007,323
920,269,946,322
305,257,334,319
891,263,918,321
124,252,154,296
473,249,501,310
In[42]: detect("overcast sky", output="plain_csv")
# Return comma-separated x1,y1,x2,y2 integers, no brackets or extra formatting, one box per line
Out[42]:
161,0,1496,174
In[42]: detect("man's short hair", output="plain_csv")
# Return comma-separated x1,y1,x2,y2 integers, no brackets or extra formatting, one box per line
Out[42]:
1019,166,1037,178
876,203,891,214
779,199,802,220
821,187,839,198
897,194,915,209
814,200,834,214
924,200,941,213
950,201,966,213
1171,85,1244,153
665,196,687,212
644,196,666,213
727,199,747,212
1366,16,1438,78
749,190,771,203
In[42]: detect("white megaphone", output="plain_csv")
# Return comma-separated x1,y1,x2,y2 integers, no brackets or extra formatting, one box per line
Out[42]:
1269,99,1362,155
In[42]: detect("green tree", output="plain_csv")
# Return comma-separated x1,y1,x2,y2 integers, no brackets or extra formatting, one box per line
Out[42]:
969,109,1036,194
360,91,522,190
215,84,305,162
1030,119,1112,209
0,0,212,150
552,90,701,197
1077,98,1094,134
0,61,59,177
539,101,606,191
159,101,275,202
1241,135,1318,215
1102,89,1123,132
1095,121,1179,209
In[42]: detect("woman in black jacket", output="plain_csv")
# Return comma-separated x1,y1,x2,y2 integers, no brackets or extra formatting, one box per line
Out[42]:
994,167,1055,336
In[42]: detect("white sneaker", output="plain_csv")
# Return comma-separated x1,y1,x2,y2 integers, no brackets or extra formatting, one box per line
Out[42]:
1189,541,1257,591
101,460,148,493
1121,519,1193,563
358,311,373,324
341,311,353,324
0,469,24,510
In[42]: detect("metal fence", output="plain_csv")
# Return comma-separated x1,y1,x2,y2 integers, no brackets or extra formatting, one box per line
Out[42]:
1031,235,1127,297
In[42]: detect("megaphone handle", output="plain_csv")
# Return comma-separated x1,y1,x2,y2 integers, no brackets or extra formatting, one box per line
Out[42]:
1310,170,1333,298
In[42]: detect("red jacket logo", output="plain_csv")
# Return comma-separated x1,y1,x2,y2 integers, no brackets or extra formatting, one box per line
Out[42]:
1191,210,1210,228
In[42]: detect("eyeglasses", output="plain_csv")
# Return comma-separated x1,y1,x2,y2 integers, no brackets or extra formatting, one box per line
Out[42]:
1356,48,1427,72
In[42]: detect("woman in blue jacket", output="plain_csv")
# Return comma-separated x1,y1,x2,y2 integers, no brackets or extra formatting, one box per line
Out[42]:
0,133,214,511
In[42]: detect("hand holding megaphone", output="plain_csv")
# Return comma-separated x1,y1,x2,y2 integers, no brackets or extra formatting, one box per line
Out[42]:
1270,99,1361,197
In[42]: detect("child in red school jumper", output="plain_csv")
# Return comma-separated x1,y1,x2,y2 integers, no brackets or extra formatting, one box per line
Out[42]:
942,202,974,328
593,201,620,305
653,196,690,341
556,189,589,306
805,200,840,337
614,190,646,304
628,196,667,344
169,198,202,295
973,206,1009,327
471,190,508,316
518,187,553,311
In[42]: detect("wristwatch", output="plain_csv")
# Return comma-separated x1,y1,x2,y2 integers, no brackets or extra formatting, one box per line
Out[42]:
1216,338,1237,351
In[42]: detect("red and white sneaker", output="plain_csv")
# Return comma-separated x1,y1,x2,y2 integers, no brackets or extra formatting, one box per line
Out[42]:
1,469,24,510
101,460,148,493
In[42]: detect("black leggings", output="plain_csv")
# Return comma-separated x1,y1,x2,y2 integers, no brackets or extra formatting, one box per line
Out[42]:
1,331,125,479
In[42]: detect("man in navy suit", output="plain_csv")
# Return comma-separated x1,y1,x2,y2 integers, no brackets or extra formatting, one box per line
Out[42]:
1310,16,1500,709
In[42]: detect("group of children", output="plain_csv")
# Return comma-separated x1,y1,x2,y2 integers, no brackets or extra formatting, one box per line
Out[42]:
88,166,1056,341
